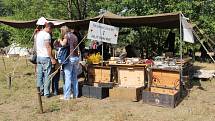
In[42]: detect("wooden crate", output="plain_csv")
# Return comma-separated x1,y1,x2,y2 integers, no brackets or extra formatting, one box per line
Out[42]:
109,86,144,102
118,67,145,87
150,87,178,95
88,66,111,84
142,90,181,108
151,69,180,89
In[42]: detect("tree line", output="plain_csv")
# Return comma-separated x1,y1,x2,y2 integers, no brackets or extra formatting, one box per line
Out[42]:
0,0,214,57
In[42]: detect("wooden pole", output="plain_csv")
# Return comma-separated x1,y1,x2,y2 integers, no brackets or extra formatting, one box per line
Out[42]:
7,75,11,89
2,55,6,71
37,87,43,113
25,56,28,67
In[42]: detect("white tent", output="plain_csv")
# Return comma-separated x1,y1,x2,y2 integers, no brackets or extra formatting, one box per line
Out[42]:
7,43,29,57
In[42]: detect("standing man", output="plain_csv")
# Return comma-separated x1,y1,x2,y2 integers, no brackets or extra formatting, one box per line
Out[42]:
36,22,56,98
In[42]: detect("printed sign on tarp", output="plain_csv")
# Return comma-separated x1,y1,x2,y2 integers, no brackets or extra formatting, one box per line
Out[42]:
182,15,194,43
87,21,119,44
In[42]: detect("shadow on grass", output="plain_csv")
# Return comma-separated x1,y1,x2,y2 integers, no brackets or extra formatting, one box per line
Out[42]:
187,78,207,91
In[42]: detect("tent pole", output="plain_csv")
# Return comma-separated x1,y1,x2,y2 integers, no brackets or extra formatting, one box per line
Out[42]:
101,16,105,66
179,13,183,86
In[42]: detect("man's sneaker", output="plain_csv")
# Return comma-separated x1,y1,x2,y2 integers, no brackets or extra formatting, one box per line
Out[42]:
44,95,51,98
70,94,73,99
60,96,70,100
60,96,64,100
40,92,44,96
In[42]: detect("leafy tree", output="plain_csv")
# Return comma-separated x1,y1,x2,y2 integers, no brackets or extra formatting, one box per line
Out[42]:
0,30,9,47
0,0,214,56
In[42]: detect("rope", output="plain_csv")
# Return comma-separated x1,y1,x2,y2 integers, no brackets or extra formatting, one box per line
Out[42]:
192,30,215,63
194,25,215,46
193,26,214,53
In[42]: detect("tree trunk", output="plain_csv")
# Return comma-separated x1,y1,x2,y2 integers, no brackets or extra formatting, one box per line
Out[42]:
75,0,82,19
82,0,88,19
67,0,72,20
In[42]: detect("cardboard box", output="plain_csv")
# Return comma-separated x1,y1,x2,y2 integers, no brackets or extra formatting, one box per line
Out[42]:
88,66,111,84
109,86,144,102
118,67,146,87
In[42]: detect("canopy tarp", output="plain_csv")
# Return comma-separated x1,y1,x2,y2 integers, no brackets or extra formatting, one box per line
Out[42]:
0,18,38,28
0,12,181,29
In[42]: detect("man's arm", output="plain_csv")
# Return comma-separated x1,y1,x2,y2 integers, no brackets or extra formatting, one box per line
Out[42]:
45,41,56,64
59,38,67,46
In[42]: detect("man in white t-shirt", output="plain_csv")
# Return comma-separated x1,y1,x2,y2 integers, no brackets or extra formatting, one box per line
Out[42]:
36,22,56,98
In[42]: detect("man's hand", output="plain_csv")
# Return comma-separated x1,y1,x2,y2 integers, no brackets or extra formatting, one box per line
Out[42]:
51,58,56,64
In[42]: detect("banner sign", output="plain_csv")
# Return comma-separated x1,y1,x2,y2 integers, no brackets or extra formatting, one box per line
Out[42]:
87,21,119,44
182,15,194,43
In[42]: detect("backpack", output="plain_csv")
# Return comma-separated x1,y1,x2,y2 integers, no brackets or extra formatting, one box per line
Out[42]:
57,45,70,64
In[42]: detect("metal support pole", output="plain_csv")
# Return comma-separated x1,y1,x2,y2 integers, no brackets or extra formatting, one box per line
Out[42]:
147,67,152,90
102,43,104,65
37,87,43,113
179,13,184,87
102,16,105,66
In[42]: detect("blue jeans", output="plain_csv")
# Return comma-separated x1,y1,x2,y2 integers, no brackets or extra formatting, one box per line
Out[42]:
63,56,79,99
37,57,52,96
52,68,60,95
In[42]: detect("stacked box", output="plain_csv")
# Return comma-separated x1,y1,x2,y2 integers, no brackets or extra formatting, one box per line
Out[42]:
143,68,182,108
82,85,109,99
87,65,111,84
109,86,144,102
118,67,146,87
